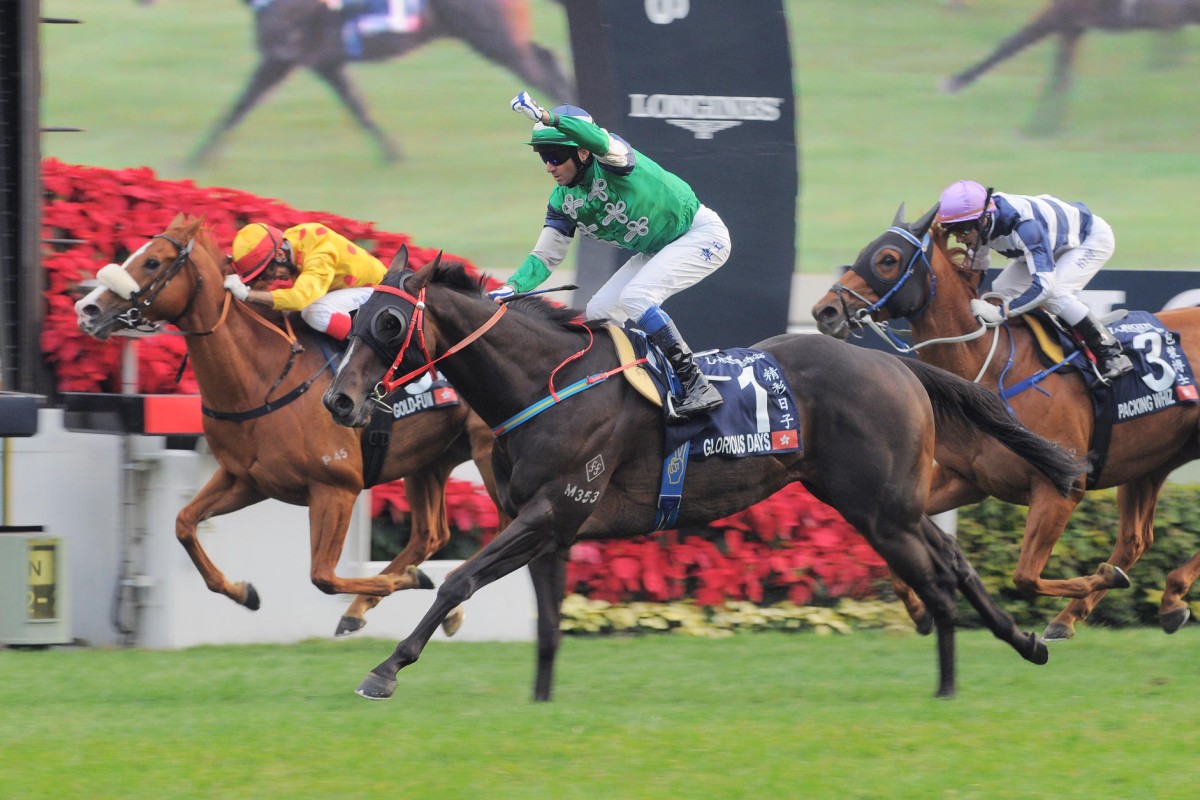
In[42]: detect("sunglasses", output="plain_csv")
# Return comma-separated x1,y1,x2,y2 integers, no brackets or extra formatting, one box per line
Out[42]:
537,150,575,166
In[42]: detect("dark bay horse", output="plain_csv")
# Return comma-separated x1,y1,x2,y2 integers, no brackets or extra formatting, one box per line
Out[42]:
321,252,1084,702
812,203,1200,638
942,0,1200,134
187,0,574,166
73,214,505,636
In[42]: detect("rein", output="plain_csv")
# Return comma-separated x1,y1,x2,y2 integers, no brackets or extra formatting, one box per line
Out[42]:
371,283,510,396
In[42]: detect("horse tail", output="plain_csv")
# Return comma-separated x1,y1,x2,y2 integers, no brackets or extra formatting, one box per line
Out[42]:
899,358,1082,497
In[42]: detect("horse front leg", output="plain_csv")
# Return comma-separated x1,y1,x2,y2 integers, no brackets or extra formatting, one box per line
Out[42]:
1048,471,1166,640
310,63,402,162
528,549,569,702
941,17,1055,93
338,463,461,637
186,58,295,168
356,498,565,701
308,483,423,599
176,467,267,609
1012,484,1129,599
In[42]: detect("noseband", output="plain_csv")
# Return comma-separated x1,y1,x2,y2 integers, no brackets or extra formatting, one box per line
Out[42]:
99,233,203,331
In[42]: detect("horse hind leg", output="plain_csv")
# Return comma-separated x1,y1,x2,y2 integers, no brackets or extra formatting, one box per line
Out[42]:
310,63,403,163
1048,472,1165,641
187,58,295,168
437,0,574,102
1161,552,1200,633
1025,30,1082,136
337,464,465,637
866,518,962,698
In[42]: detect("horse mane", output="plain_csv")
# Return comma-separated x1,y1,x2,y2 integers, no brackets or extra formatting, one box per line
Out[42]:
430,261,587,330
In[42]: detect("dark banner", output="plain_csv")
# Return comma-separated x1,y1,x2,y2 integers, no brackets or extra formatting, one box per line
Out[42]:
563,0,797,350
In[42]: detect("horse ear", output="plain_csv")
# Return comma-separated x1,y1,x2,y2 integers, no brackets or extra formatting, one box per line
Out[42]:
412,250,442,291
389,244,409,272
912,202,940,236
892,203,907,226
169,212,188,228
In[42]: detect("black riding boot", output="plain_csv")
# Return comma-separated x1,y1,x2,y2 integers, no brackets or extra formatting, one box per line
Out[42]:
646,320,723,422
1072,312,1133,382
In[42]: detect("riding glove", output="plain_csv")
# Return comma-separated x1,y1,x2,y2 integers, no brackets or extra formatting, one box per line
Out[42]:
511,91,545,123
224,274,251,301
487,284,517,303
970,298,1004,325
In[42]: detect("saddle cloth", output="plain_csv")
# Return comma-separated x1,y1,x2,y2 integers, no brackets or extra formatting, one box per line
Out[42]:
1024,309,1199,423
609,325,802,459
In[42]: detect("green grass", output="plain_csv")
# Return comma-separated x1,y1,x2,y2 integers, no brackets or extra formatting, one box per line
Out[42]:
40,0,1200,280
3,629,1200,799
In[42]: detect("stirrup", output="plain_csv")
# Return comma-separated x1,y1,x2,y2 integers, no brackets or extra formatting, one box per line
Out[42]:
667,382,723,423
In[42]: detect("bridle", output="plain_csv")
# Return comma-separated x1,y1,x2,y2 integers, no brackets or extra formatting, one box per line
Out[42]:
833,225,992,356
361,274,509,409
97,232,232,336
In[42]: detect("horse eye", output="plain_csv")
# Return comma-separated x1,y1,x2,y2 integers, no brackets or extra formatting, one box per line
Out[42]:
144,258,162,270
373,309,407,346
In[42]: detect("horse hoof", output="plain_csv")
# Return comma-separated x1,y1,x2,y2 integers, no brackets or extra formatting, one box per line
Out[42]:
414,568,435,590
1160,606,1191,634
1107,564,1131,590
1042,621,1074,642
441,605,466,637
940,76,964,94
335,615,366,637
1025,634,1050,665
355,671,397,701
242,583,261,611
914,613,934,636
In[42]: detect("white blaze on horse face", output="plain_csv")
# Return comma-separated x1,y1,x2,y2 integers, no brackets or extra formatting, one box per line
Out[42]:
89,241,153,302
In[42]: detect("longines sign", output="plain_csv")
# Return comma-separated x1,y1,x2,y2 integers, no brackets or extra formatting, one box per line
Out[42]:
628,94,786,139
563,0,797,350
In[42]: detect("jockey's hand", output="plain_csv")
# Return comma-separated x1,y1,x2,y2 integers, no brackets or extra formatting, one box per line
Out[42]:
970,298,1004,325
224,274,250,301
511,91,546,123
487,284,517,304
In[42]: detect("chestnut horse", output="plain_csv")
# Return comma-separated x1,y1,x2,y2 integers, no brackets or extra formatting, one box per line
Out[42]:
73,214,504,636
812,203,1200,638
942,0,1200,134
187,0,574,166
320,252,1083,702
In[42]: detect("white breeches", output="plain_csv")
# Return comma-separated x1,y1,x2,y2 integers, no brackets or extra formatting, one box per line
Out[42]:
584,205,732,323
300,286,374,333
992,215,1115,325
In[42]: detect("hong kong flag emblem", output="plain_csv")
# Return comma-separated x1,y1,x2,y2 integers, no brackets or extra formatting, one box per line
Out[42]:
433,387,459,405
1177,384,1199,402
771,429,799,451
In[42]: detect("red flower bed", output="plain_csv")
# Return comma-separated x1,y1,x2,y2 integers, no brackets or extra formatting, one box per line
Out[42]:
42,159,889,605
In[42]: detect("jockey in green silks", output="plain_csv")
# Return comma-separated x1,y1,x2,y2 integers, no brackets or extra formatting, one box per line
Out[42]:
490,90,733,422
